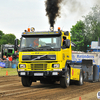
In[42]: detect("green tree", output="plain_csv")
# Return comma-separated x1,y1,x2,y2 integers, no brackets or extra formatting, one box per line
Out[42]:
83,5,100,43
71,5,100,52
0,30,4,39
0,34,16,45
70,20,86,51
0,31,5,50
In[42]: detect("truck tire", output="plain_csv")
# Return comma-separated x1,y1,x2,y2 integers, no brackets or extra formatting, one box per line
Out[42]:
60,68,70,88
21,77,32,87
78,71,83,85
40,79,46,84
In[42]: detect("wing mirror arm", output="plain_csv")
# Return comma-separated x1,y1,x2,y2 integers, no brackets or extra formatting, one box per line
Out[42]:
14,39,18,51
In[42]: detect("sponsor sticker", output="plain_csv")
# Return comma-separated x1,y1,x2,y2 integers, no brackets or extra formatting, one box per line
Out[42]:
97,91,100,99
34,73,43,76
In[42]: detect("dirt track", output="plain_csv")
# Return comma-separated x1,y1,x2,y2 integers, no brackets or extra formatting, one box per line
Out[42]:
0,75,100,100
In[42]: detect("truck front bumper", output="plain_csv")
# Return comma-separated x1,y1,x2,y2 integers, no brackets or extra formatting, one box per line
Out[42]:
18,71,66,77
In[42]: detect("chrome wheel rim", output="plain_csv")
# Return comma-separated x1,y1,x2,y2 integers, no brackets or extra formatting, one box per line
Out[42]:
67,72,70,84
80,75,83,84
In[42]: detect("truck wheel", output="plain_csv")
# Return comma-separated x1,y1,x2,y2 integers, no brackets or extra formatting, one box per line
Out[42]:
78,71,83,85
40,80,46,84
21,77,32,87
60,68,70,88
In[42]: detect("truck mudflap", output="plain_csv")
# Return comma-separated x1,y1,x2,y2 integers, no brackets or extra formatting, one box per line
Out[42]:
18,71,66,77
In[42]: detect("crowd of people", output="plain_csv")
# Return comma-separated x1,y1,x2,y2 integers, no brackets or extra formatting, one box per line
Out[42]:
0,55,13,68
0,55,13,61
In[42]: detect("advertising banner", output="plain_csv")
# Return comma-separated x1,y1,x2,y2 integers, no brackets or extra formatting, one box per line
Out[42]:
72,53,100,65
0,62,6,68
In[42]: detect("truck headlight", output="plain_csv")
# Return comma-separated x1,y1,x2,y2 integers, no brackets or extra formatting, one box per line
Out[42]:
19,64,26,68
52,64,60,68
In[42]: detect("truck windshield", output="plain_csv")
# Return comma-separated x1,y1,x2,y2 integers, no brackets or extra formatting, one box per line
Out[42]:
20,36,61,51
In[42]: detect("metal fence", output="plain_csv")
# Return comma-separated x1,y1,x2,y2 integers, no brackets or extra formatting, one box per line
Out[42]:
0,60,19,68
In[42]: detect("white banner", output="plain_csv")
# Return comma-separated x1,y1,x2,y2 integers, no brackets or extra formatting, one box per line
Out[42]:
72,53,100,65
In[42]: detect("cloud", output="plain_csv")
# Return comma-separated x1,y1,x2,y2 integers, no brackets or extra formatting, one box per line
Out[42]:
0,0,100,39
0,0,46,39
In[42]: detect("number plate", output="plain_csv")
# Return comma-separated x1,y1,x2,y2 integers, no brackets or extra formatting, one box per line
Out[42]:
20,72,26,75
34,73,43,76
52,72,58,75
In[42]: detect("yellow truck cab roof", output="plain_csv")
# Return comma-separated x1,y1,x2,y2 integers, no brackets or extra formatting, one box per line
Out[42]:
22,31,62,37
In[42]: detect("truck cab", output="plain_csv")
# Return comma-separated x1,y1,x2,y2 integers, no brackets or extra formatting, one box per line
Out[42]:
17,27,83,88
1,44,15,59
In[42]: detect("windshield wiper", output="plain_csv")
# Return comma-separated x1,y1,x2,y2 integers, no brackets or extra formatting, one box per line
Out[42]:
46,48,55,51
37,48,44,50
39,46,55,51
21,47,37,51
40,46,51,48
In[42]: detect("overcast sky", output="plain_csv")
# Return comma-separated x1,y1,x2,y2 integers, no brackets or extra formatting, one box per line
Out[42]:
0,0,99,39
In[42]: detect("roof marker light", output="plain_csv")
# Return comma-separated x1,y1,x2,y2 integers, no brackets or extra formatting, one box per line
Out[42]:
27,28,30,32
50,27,54,31
58,27,60,31
31,27,35,32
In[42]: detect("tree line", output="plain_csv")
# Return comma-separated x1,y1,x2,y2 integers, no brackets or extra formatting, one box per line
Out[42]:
0,5,100,52
0,31,19,50
71,5,100,52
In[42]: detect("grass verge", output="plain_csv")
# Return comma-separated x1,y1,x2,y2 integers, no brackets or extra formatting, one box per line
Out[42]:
0,68,18,76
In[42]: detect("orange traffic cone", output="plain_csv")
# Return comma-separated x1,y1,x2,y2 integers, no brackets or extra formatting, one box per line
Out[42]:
6,71,8,76
79,97,82,100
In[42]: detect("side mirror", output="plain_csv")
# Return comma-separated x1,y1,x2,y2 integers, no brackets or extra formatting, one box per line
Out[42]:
65,39,70,48
14,39,18,51
64,31,69,36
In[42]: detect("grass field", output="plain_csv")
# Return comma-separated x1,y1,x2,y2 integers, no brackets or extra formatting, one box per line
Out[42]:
0,68,18,76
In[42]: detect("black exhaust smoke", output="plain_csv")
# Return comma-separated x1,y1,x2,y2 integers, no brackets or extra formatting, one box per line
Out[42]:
45,0,62,27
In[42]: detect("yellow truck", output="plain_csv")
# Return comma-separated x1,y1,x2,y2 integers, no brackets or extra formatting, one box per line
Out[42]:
15,27,83,88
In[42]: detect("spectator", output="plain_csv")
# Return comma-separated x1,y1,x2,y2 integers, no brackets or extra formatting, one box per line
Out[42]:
8,56,13,61
8,56,13,68
0,55,8,68
1,55,7,61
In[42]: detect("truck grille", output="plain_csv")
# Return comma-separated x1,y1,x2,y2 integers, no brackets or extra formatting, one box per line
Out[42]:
31,64,47,70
